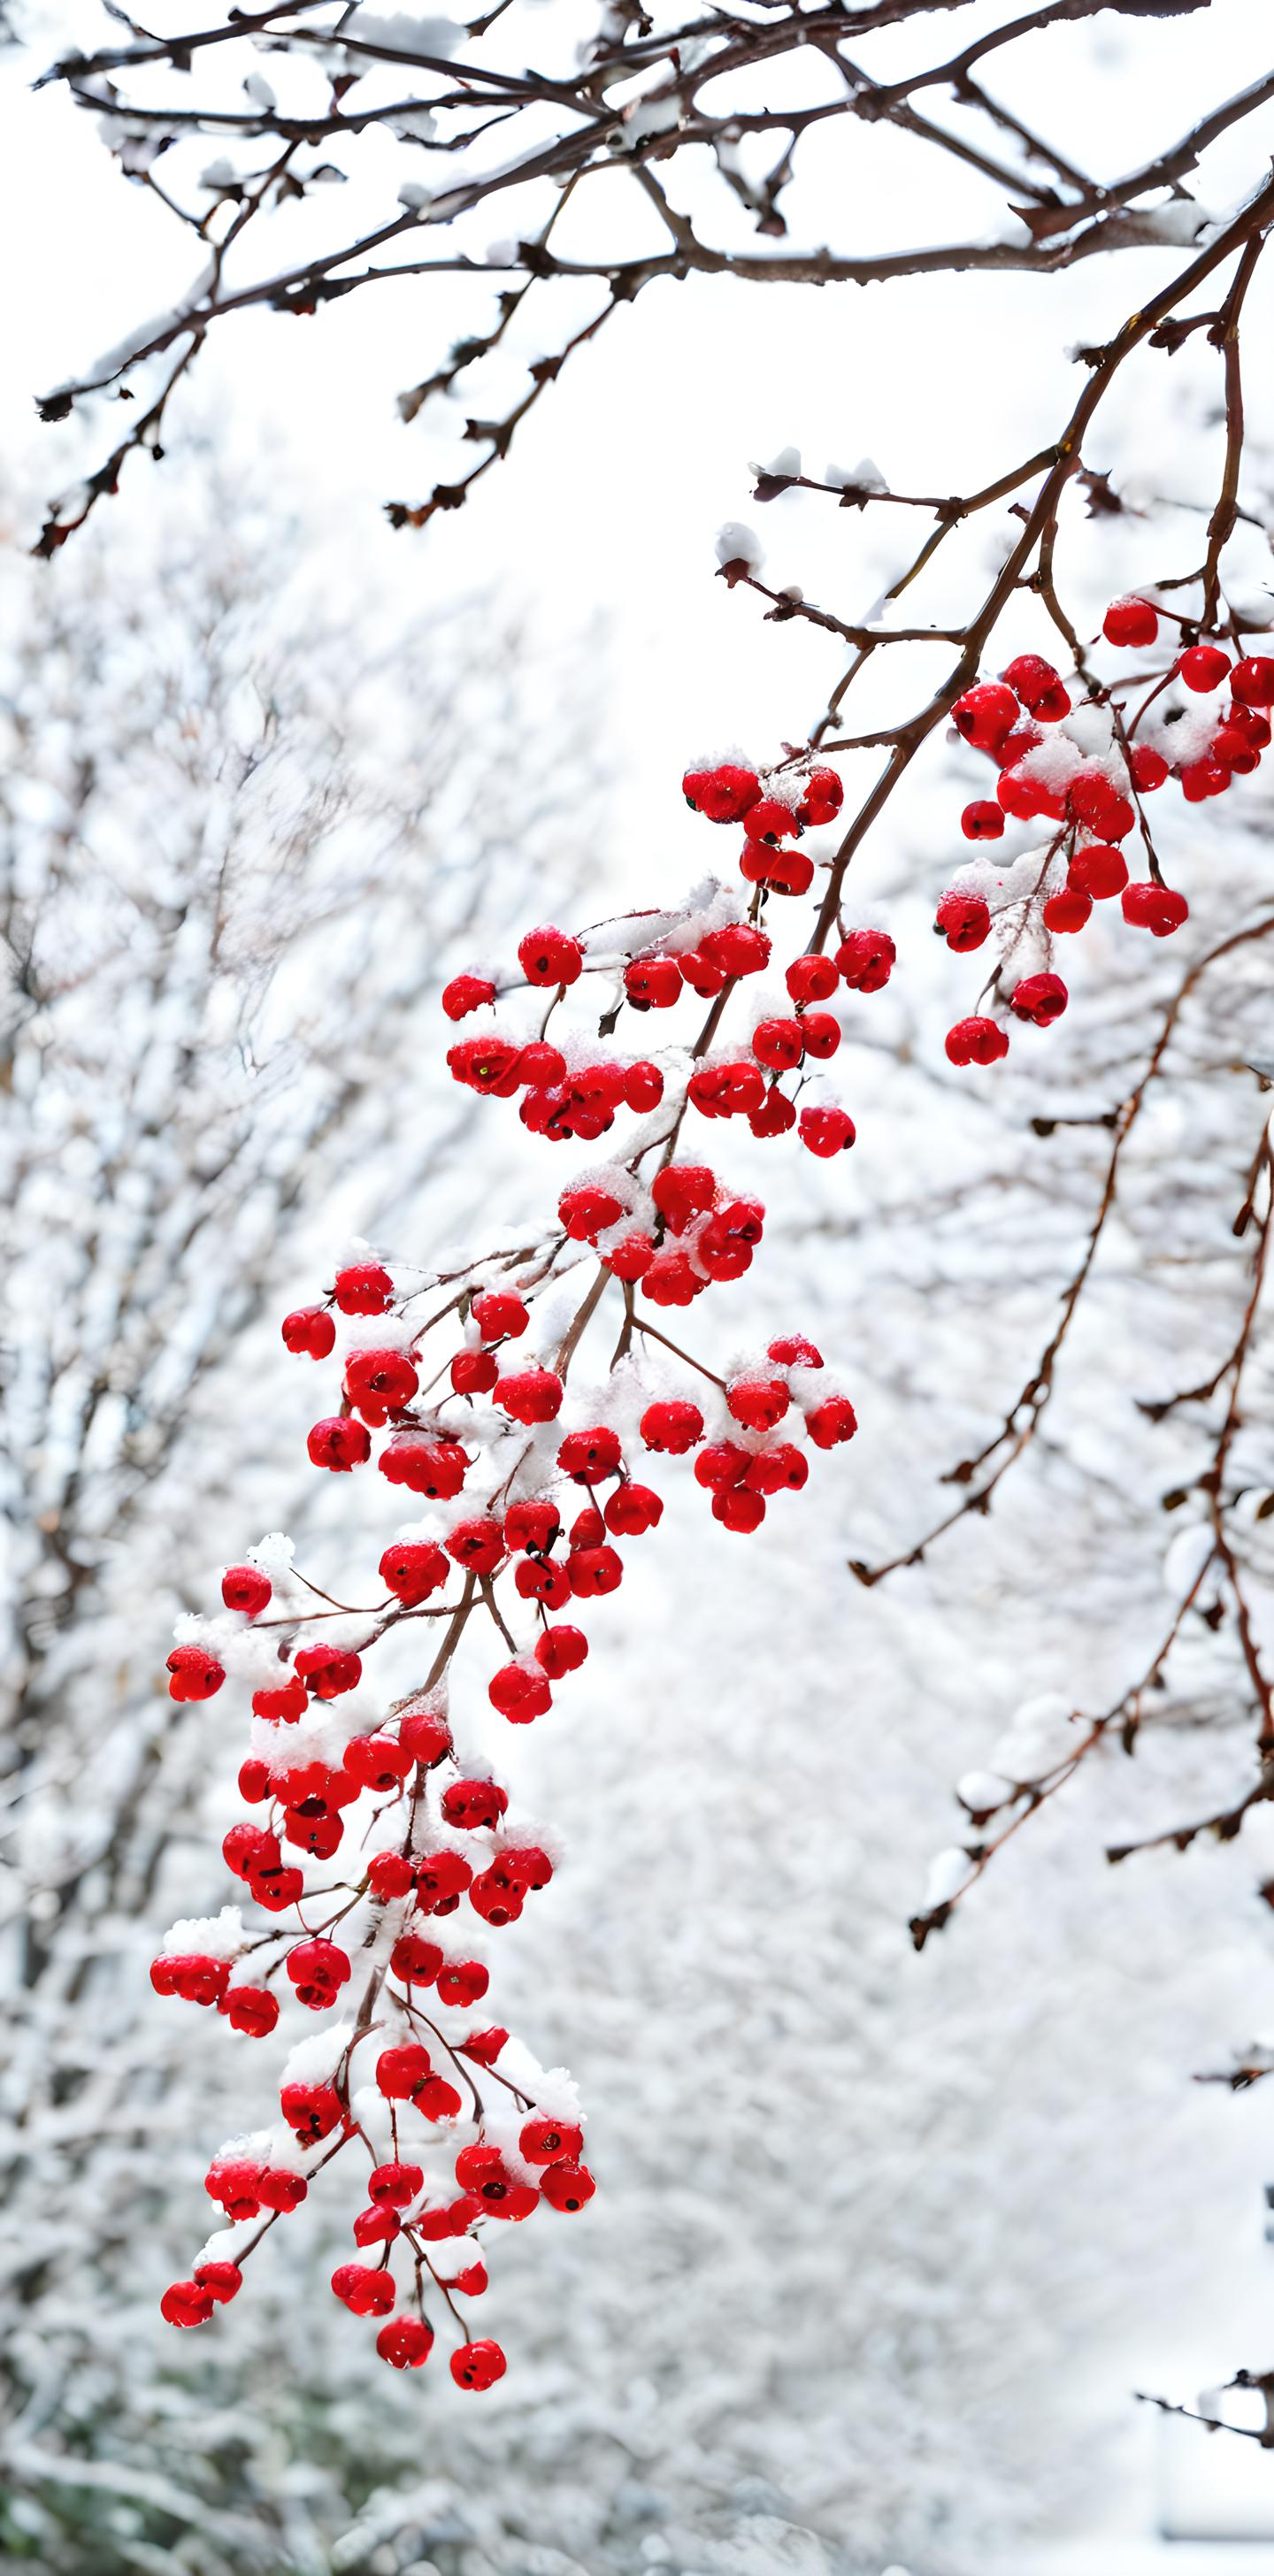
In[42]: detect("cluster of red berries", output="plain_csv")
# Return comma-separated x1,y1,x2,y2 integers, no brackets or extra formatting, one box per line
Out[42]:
158,754,871,2387
933,617,1274,1067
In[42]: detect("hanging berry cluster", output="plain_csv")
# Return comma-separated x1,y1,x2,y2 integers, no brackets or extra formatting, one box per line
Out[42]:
154,786,867,2388
935,622,1274,1067
155,583,1272,2390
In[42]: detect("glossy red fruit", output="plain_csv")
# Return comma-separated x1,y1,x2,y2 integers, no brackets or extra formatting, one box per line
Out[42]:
1102,596,1157,648
835,930,895,993
377,2314,434,2369
945,1016,1009,1068
518,925,583,986
333,1261,393,1315
1068,842,1127,901
1122,881,1189,935
798,1104,856,1157
307,1416,371,1473
1009,973,1068,1026
281,1305,336,1360
450,2338,507,2390
221,1565,272,1615
1042,886,1092,934
952,681,1019,749
681,761,761,823
960,800,1005,841
380,1539,449,1606
441,973,496,1020
1231,656,1274,708
935,892,990,952
1178,643,1230,693
540,2158,596,2212
165,1644,225,1702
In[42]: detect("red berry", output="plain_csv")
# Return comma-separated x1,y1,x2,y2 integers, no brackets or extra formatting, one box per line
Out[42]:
331,2264,395,2318
568,1544,623,1598
805,1394,858,1448
726,1376,789,1432
1178,644,1230,693
935,892,990,952
307,1416,371,1473
442,973,496,1020
280,2079,344,2142
945,1016,1009,1068
712,1485,766,1533
835,930,894,993
345,1346,419,1413
540,2158,596,2212
1068,842,1127,901
1001,654,1062,713
369,2159,425,2208
952,681,1018,750
391,1931,445,1987
738,843,814,898
519,2115,584,2165
1009,972,1067,1027
624,1059,664,1110
742,794,802,845
557,1425,623,1481
700,922,771,977
193,2261,242,2304
380,1539,449,1606
221,1564,272,1616
344,1733,414,1791
640,1399,704,1454
472,1289,529,1341
161,2279,215,2328
417,1850,475,1907
379,1435,468,1499
445,1515,504,1575
333,1261,393,1316
558,1184,625,1244
503,1498,562,1553
165,1644,225,1703
282,1305,335,1360
494,1366,564,1425
377,2043,434,2100
796,765,843,826
535,1624,589,1677
286,1938,351,2009
1102,596,1157,648
960,800,1005,841
442,1776,508,1829
450,2338,507,2391
295,1644,363,1698
1129,742,1169,791
682,761,761,824
798,1104,856,1157
377,2314,434,2369
383,1709,443,1781
1231,656,1274,708
752,1016,804,1072
679,947,725,998
748,1091,797,1139
367,1852,415,1902
770,1333,823,1367
518,925,583,986
604,1483,663,1537
786,954,839,1005
651,1163,717,1234
488,1661,553,1723
1121,881,1188,936
1042,886,1092,934
624,956,683,1009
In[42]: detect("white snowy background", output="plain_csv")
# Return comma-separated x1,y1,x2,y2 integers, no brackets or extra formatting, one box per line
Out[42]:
4,4,1274,2571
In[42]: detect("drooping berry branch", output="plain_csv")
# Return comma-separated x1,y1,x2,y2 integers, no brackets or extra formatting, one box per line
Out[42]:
148,150,1274,2410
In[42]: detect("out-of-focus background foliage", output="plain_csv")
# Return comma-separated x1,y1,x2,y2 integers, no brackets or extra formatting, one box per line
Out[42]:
5,5,1274,2571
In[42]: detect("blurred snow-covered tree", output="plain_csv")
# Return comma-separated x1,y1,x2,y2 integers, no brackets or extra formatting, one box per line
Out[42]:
0,479,597,2568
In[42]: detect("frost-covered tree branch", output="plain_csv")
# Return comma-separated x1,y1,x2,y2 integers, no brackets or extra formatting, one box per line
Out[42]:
27,0,1274,548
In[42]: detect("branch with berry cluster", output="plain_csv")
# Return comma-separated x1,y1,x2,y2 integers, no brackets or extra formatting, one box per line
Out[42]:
144,142,1274,2402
